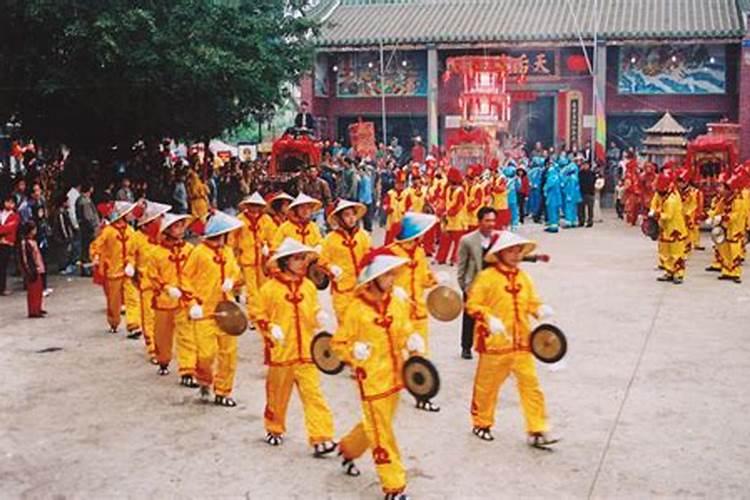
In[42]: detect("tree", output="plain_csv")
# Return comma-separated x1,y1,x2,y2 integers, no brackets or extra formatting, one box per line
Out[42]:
0,0,318,155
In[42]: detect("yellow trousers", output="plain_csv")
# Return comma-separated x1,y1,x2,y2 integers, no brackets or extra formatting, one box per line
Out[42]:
691,226,701,250
195,320,238,396
659,240,686,279
153,308,196,375
412,317,429,354
242,265,265,321
716,241,743,278
470,352,548,433
104,277,124,330
139,289,156,357
264,363,334,444
340,393,405,495
124,278,140,332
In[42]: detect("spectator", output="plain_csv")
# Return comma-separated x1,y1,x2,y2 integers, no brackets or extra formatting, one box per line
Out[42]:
12,178,27,207
76,182,100,275
357,162,374,232
517,168,530,224
578,161,597,228
66,182,82,269
19,221,46,318
172,173,189,214
54,195,77,275
0,195,20,296
115,177,135,202
23,183,51,293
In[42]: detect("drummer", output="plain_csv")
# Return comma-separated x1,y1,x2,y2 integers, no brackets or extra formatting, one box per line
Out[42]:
184,211,244,407
388,211,446,412
250,237,337,455
465,231,558,449
706,173,748,283
332,247,425,500
271,193,323,250
318,199,371,323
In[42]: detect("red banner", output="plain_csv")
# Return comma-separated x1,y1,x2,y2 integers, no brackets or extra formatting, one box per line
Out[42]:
348,121,377,159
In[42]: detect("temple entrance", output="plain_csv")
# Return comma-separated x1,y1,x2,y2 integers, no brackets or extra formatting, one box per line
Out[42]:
510,95,555,149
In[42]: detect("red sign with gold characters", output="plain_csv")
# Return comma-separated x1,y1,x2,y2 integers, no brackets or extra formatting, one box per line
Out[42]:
348,120,377,159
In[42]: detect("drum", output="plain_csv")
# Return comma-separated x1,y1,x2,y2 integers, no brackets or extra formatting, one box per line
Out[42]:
530,324,567,363
311,331,344,375
426,285,463,322
214,300,248,336
710,226,726,245
402,356,440,401
307,262,330,290
641,216,659,241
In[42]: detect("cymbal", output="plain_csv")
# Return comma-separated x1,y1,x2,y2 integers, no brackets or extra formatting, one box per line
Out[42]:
214,300,248,336
426,285,463,322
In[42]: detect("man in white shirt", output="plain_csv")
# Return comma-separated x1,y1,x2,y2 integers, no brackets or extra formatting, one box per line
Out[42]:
66,183,81,272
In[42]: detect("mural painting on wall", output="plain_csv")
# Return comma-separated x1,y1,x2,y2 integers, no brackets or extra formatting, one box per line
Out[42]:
314,53,330,97
607,114,723,151
336,51,427,97
618,45,726,95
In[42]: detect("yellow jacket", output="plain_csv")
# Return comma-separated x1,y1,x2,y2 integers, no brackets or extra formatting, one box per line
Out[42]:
98,223,136,279
680,187,698,229
183,242,242,314
711,194,749,242
272,219,322,249
658,190,688,242
489,176,508,211
649,192,664,214
405,186,427,213
389,242,436,322
228,211,275,267
384,189,408,228
465,181,485,225
318,228,372,294
253,274,321,366
187,170,210,220
331,290,413,401
466,265,542,355
444,185,466,231
130,230,160,291
148,240,195,310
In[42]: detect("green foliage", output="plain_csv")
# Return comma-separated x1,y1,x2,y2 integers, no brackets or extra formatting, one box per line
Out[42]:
0,0,318,152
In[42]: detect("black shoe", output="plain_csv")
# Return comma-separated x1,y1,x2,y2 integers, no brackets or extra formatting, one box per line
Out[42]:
180,375,199,388
586,223,593,228
705,266,721,273
126,330,142,339
656,274,673,282
461,348,473,360
157,365,169,376
672,277,683,285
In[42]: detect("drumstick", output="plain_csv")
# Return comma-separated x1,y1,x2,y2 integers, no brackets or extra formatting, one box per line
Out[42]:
523,254,550,263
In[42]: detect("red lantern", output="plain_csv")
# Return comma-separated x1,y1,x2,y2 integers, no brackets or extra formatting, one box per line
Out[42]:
566,54,588,73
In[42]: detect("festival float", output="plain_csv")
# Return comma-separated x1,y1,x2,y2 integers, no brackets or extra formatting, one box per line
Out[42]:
266,128,323,194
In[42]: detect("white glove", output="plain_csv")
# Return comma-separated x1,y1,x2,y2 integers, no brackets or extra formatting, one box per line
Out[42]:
316,309,330,327
435,271,450,285
189,304,203,320
167,286,182,300
487,315,506,336
537,304,555,320
353,341,371,361
329,265,343,280
647,210,655,218
393,286,409,301
406,333,426,354
261,244,269,257
124,263,135,277
712,215,723,227
221,278,234,293
270,324,284,342
239,294,248,306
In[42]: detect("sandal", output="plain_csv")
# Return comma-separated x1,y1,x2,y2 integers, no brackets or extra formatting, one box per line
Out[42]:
313,440,337,457
339,452,361,476
384,493,409,500
656,274,673,282
199,385,211,402
214,395,237,407
180,375,199,388
107,327,118,334
473,427,494,441
157,365,169,376
415,400,440,412
126,330,142,339
527,433,560,451
265,432,283,446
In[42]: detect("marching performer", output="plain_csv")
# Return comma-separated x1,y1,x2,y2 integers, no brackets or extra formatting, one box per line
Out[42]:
251,238,337,454
383,170,408,245
332,247,425,500
424,169,446,256
228,192,275,323
148,212,197,381
435,167,466,265
488,163,510,229
389,212,442,411
706,174,748,283
187,167,210,223
184,211,245,406
652,171,687,284
131,201,171,361
272,192,323,249
623,160,642,226
676,169,699,255
319,199,371,322
465,231,558,449
464,165,485,232
96,201,138,333
267,192,294,231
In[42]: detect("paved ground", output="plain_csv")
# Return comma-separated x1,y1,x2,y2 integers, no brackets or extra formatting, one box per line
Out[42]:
1,211,749,499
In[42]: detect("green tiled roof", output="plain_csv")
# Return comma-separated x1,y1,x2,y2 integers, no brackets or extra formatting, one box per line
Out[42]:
316,0,746,47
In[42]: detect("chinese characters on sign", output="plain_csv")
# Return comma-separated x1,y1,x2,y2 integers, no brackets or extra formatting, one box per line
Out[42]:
502,50,556,77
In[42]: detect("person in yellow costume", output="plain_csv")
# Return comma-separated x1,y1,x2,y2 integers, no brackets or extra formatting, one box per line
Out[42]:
187,167,210,222
318,199,371,322
384,170,408,245
267,192,293,231
652,171,688,284
130,201,171,361
404,174,427,213
435,167,467,265
675,170,699,255
332,247,425,500
271,192,323,249
228,192,275,322
250,237,337,454
706,174,748,283
388,212,445,412
96,201,138,334
148,213,197,383
464,165,485,231
465,230,558,449
183,211,245,407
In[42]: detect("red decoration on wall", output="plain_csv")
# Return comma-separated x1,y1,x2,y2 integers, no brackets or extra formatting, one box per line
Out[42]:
566,54,589,73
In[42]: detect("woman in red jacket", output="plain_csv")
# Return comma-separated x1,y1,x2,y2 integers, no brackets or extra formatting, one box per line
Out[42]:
0,194,20,296
517,168,531,224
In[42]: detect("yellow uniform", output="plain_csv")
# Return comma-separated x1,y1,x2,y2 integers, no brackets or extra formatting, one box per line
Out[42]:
187,170,210,222
332,290,414,496
710,194,748,279
489,175,508,211
97,223,138,331
649,192,666,268
465,181,485,228
228,211,275,320
384,189,408,231
272,219,322,249
680,187,699,254
405,186,427,213
466,265,547,433
389,241,436,349
658,190,688,279
148,240,196,374
130,230,160,356
318,228,372,322
252,274,335,444
443,185,466,232
184,243,243,396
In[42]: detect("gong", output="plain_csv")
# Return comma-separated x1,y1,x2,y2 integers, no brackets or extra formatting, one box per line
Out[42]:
530,324,567,364
641,216,659,241
214,300,248,336
402,356,440,401
307,262,330,290
426,285,463,322
311,331,344,375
